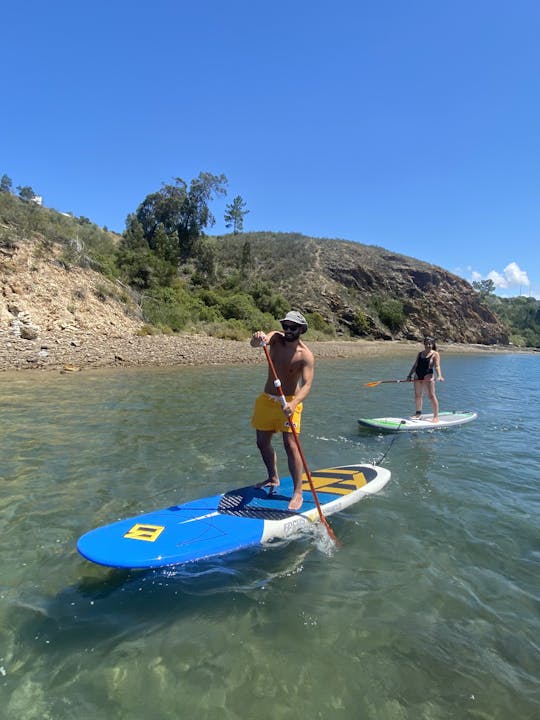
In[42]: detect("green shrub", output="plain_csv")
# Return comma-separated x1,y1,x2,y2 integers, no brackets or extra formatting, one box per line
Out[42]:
306,311,334,335
350,311,370,336
196,289,222,307
197,305,222,323
249,280,289,318
135,324,157,336
375,298,405,334
116,248,176,290
206,319,251,340
155,323,175,335
141,286,190,331
220,293,256,320
88,252,119,280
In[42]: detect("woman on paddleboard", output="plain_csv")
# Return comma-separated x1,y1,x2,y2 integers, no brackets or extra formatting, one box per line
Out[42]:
250,311,314,511
406,336,444,423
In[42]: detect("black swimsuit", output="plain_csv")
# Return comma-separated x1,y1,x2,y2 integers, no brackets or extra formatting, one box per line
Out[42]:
415,353,434,380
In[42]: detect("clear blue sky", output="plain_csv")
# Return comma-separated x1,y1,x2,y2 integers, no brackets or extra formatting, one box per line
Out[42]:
2,1,539,298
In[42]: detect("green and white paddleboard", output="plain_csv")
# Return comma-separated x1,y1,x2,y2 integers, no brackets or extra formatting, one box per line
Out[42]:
358,411,478,432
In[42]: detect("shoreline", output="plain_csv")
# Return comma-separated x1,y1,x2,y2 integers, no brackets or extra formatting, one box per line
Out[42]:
0,332,534,374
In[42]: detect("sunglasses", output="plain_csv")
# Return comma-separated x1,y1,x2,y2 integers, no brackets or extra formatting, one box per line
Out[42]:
281,323,301,331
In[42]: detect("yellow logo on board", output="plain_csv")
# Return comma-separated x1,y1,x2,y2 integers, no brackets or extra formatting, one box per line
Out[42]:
124,523,165,542
301,469,367,495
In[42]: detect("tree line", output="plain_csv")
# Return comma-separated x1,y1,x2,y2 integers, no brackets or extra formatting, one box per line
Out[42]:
2,169,539,346
1,170,293,339
1,172,250,235
473,280,539,348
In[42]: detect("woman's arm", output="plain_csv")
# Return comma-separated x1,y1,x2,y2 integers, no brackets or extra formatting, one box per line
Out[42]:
433,352,444,381
407,353,419,380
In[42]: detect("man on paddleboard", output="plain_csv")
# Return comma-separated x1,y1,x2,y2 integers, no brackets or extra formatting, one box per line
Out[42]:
250,311,314,511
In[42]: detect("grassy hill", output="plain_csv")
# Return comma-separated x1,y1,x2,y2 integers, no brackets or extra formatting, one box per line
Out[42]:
1,188,537,346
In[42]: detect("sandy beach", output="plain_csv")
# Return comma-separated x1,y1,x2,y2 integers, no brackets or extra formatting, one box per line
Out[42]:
0,332,529,373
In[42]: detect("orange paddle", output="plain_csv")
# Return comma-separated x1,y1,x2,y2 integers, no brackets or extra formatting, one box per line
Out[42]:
363,379,411,387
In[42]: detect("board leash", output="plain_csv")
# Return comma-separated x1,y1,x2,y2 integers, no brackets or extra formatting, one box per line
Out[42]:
371,420,407,465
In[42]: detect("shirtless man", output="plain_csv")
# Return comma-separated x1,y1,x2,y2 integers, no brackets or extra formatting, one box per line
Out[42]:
250,311,314,511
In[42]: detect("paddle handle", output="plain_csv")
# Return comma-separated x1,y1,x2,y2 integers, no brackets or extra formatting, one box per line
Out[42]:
271,377,287,408
261,342,339,544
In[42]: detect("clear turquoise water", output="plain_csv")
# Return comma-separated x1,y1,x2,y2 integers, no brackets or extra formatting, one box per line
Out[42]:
0,352,539,719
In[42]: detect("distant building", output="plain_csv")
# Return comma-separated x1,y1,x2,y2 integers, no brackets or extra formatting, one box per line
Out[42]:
31,195,43,206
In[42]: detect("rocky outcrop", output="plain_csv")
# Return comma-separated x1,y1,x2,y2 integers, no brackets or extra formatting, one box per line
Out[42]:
0,238,144,369
274,237,509,344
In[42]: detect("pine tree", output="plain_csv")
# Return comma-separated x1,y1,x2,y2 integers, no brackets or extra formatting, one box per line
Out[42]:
224,195,249,234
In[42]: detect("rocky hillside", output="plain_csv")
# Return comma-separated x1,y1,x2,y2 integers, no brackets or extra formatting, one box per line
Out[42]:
215,232,509,344
1,229,509,367
0,238,143,364
315,238,509,343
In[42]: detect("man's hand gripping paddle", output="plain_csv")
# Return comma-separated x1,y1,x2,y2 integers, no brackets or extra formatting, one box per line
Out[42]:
261,342,340,546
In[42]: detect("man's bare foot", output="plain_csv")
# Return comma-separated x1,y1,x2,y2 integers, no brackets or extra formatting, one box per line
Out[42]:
288,492,303,511
255,479,280,493
432,418,439,423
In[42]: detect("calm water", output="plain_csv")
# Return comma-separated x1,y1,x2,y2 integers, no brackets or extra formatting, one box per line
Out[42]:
0,351,539,720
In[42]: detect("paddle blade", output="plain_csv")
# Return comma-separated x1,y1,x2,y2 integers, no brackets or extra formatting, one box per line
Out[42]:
324,521,341,547
363,379,409,387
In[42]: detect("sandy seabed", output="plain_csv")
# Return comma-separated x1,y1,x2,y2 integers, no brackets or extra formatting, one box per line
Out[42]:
0,331,529,374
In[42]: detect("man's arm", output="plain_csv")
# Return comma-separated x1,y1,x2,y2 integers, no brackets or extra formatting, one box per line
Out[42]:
289,351,314,409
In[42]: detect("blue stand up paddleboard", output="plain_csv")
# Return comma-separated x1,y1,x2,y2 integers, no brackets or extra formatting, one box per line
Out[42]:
77,463,391,569
358,410,478,432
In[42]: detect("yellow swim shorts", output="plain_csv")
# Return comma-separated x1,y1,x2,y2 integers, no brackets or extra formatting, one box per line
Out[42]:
251,393,303,433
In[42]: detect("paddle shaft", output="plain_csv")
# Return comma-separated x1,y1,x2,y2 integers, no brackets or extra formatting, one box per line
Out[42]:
364,379,411,387
261,342,338,544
